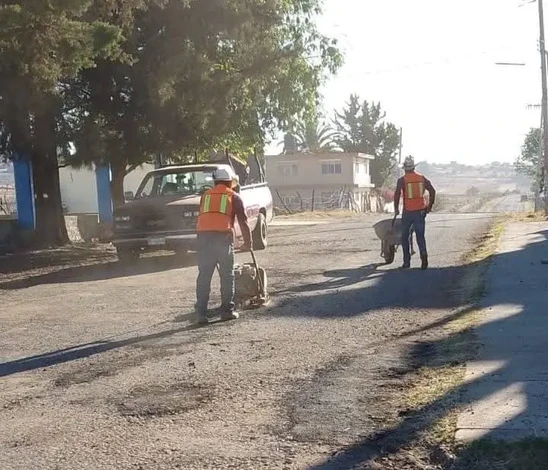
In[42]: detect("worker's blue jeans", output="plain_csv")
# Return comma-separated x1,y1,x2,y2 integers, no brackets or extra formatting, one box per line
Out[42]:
402,210,427,265
196,232,235,318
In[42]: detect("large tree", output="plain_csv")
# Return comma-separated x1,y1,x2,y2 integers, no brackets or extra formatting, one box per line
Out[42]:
65,0,342,207
0,1,122,245
333,94,400,187
515,128,543,192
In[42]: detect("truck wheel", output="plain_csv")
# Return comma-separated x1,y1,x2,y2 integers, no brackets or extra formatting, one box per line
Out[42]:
252,212,268,250
383,242,395,265
117,247,140,263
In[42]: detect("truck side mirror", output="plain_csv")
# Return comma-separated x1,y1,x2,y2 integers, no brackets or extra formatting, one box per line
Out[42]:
124,191,134,201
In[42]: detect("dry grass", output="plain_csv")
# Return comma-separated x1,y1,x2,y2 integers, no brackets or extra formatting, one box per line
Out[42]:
508,210,547,222
366,220,507,468
389,218,548,469
415,221,504,439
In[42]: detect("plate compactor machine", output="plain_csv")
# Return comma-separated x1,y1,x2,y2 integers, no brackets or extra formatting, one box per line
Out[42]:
233,250,269,309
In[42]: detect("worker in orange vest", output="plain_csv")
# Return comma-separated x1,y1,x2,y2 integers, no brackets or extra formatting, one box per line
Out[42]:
195,168,252,325
393,156,436,270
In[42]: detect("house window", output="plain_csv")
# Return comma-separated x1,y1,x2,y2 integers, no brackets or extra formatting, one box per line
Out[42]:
321,161,342,175
277,163,298,177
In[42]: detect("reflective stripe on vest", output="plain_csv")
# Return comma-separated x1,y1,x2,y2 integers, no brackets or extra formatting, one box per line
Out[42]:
405,181,425,200
201,194,229,215
403,172,427,211
197,186,234,232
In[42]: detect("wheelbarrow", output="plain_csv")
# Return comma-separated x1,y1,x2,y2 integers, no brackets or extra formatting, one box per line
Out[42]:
373,215,415,265
233,249,270,310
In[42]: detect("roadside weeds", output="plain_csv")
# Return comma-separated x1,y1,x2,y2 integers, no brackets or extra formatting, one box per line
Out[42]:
362,219,507,469
508,210,547,222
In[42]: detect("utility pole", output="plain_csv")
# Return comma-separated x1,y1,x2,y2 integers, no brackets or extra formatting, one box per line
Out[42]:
536,113,544,211
538,0,548,214
398,128,404,178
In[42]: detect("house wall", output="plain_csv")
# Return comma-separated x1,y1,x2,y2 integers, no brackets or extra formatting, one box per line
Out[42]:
353,158,373,187
59,164,154,214
266,152,373,188
266,153,356,187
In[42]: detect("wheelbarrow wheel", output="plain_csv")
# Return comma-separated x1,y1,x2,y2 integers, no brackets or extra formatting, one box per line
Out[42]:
383,243,396,265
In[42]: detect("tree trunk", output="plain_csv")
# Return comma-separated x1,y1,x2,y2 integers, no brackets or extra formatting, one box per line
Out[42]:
32,104,69,247
32,158,69,246
110,161,127,209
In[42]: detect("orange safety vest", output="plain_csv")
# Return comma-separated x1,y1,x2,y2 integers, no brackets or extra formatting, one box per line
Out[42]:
403,172,427,212
196,185,235,233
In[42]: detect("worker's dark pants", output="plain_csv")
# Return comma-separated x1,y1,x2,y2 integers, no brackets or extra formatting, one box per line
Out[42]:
196,232,235,319
402,210,427,264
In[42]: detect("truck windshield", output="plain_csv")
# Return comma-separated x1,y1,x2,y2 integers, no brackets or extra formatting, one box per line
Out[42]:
135,169,215,199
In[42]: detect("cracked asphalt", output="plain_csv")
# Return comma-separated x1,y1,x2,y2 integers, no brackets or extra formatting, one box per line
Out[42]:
0,212,494,469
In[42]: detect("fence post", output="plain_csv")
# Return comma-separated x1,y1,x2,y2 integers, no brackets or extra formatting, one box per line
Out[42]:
275,188,292,214
296,191,304,211
311,189,315,212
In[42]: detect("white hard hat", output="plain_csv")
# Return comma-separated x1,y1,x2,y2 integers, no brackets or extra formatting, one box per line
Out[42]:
212,168,233,182
403,156,415,170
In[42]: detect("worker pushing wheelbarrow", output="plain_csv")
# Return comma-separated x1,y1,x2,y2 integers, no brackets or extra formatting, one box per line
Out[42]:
375,155,436,268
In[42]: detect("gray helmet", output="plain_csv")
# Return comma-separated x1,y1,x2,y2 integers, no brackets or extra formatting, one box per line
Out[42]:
403,156,416,171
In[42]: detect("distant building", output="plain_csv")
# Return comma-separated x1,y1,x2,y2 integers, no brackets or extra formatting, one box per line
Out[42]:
265,151,376,212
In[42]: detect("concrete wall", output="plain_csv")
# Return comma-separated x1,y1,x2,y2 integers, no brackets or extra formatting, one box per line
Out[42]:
353,158,373,187
59,164,155,215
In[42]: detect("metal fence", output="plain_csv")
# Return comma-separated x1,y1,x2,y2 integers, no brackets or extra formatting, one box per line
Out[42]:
0,185,15,215
273,187,386,215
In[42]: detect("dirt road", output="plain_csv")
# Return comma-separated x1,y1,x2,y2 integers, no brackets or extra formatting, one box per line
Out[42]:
0,213,493,469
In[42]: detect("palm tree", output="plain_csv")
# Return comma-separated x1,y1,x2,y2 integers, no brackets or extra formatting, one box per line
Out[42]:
282,116,338,154
294,118,337,153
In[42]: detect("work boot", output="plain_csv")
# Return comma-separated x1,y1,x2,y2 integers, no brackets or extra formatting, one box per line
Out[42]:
192,313,209,326
401,259,411,269
220,311,239,322
421,254,429,270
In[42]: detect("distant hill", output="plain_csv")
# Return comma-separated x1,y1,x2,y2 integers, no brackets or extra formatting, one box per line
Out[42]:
414,161,531,195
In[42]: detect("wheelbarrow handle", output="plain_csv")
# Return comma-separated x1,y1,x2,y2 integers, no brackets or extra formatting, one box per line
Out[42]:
391,213,398,228
249,249,266,297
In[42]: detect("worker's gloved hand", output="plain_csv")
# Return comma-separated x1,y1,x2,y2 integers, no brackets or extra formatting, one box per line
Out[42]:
394,208,400,216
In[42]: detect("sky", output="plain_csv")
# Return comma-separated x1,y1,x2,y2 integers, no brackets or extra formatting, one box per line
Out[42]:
268,0,544,165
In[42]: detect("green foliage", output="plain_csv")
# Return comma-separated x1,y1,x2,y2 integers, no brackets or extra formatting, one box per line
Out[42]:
515,128,542,190
289,114,337,153
59,0,342,205
333,94,400,187
0,1,123,153
0,0,342,233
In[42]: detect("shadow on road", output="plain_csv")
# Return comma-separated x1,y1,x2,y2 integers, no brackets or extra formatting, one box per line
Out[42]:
307,228,548,469
0,250,197,290
270,259,469,318
0,322,202,378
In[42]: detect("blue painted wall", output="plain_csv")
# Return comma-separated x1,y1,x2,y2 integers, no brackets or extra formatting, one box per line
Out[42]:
13,157,35,230
95,165,112,223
